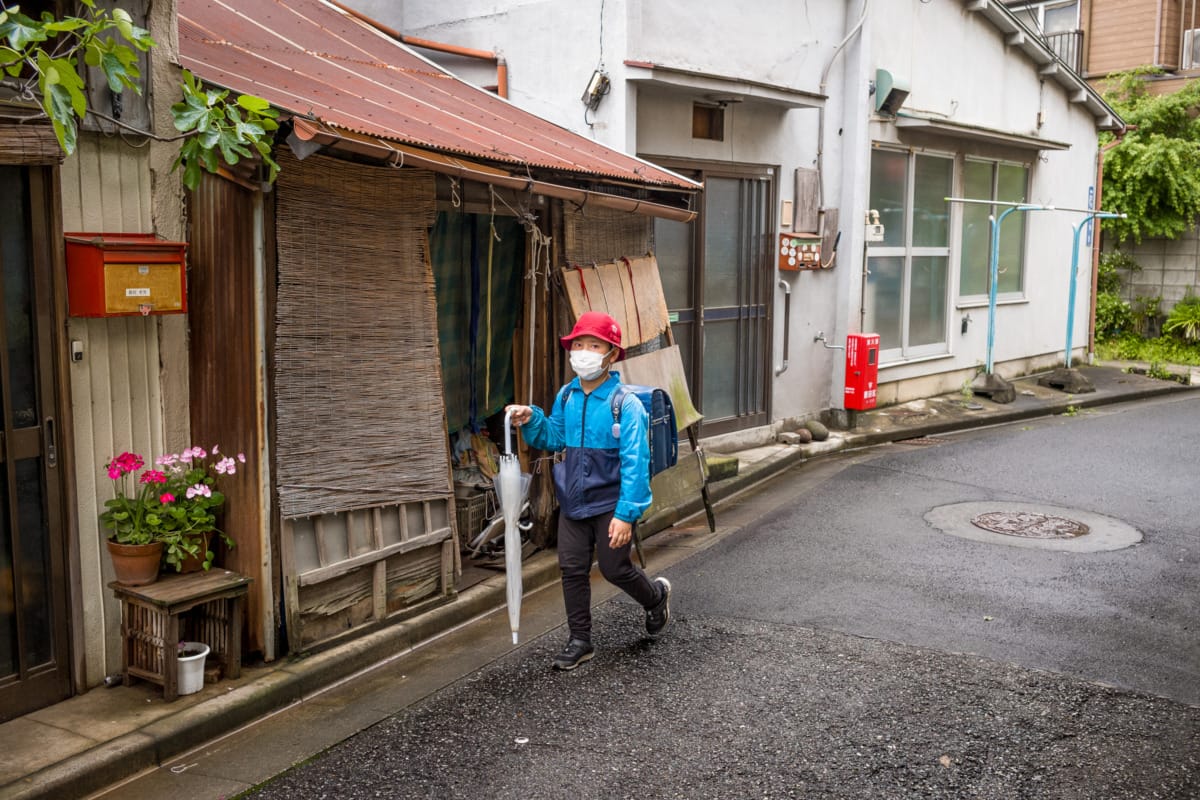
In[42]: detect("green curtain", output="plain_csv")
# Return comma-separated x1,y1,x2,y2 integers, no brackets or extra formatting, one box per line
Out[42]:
430,211,526,433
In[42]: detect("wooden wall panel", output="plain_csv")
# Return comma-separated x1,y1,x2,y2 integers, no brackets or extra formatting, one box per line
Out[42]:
59,134,163,684
188,172,268,658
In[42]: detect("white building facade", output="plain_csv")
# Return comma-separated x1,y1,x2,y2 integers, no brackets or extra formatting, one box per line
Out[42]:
355,0,1120,437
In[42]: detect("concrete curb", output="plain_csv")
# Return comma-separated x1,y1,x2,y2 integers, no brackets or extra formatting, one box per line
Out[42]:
5,553,567,800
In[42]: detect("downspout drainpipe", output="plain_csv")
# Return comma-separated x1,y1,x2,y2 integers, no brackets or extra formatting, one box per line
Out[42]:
1154,0,1164,66
815,0,869,227
1087,125,1133,358
328,0,510,98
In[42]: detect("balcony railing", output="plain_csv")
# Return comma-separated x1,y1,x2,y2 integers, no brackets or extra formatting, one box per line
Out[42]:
1043,29,1083,74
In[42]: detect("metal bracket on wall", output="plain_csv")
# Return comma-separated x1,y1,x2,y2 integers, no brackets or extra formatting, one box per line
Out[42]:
813,331,845,350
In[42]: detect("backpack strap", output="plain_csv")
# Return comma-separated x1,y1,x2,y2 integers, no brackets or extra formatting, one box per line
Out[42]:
609,385,628,428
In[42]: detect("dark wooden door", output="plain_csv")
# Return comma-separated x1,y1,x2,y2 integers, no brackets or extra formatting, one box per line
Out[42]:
0,166,72,721
652,163,775,436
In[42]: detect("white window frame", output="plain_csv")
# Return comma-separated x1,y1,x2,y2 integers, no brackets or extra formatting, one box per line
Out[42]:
866,146,954,363
1184,28,1200,70
957,157,1032,306
1183,1,1200,69
1011,0,1080,34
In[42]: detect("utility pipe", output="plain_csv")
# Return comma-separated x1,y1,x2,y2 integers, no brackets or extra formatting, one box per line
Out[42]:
329,0,509,98
815,0,869,217
775,279,791,376
1154,0,1164,67
1088,126,1133,357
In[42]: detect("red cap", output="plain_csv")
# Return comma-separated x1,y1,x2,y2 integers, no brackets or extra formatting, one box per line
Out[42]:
560,311,624,361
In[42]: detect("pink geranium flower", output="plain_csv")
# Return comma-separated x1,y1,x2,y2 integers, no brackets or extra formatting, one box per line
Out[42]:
139,470,167,485
159,492,175,504
215,457,237,475
186,483,212,500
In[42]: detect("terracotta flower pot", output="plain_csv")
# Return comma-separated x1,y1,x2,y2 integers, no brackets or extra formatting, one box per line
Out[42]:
106,540,163,586
176,533,213,573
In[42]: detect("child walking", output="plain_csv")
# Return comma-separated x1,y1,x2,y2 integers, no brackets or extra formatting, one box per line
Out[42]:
506,311,672,670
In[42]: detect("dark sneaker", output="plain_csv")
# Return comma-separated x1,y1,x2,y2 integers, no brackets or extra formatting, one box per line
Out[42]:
645,576,672,637
552,638,595,671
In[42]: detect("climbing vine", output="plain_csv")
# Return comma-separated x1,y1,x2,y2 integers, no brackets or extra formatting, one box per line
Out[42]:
1100,68,1200,243
0,1,278,189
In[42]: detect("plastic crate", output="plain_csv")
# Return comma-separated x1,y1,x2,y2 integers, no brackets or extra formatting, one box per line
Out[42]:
455,489,492,542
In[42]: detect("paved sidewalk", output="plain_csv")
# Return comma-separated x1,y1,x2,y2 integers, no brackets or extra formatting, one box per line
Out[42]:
0,364,1193,800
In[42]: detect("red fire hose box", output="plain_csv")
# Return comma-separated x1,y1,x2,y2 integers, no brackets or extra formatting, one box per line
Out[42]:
844,333,879,411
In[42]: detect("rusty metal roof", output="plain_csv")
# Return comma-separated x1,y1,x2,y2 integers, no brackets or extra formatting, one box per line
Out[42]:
177,0,698,192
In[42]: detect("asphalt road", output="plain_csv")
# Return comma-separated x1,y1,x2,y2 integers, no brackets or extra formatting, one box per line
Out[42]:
241,393,1199,800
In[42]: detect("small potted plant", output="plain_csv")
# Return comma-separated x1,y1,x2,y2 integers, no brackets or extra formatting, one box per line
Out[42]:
153,446,244,573
100,446,245,583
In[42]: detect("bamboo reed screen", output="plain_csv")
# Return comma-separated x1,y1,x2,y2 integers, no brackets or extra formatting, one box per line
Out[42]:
0,121,64,165
563,205,652,264
274,150,449,518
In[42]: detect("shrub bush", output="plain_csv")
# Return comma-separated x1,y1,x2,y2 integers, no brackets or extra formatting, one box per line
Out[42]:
1095,291,1134,340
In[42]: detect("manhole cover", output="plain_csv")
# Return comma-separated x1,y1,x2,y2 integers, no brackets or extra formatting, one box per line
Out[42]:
971,511,1090,539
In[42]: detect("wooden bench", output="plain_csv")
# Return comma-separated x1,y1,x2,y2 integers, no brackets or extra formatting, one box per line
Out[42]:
110,570,252,701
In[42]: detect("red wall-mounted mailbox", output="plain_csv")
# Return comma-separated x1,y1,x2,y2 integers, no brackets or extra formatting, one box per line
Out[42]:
64,233,188,317
844,333,880,411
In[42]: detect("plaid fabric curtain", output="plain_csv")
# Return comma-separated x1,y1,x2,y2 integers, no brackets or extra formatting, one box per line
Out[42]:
430,211,526,433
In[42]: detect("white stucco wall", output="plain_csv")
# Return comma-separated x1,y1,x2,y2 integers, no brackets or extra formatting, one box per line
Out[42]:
353,0,1106,422
868,1,1103,390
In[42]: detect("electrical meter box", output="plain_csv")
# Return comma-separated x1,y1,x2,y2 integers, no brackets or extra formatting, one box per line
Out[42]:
64,233,188,317
844,333,880,411
778,233,822,271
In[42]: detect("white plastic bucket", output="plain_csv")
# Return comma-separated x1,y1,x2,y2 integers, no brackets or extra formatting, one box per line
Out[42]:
177,641,210,695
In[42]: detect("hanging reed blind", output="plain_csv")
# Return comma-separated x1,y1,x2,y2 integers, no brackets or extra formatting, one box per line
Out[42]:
0,121,65,165
274,150,448,518
564,205,652,264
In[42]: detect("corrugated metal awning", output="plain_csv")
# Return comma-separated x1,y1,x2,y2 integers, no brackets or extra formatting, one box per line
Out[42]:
177,0,700,207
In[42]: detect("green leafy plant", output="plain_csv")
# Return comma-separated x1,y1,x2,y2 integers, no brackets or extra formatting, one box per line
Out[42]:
1145,361,1175,381
1163,295,1200,342
1096,333,1200,365
1097,250,1139,294
1099,70,1200,243
1062,405,1080,417
171,70,279,190
1095,290,1134,340
1132,294,1163,336
0,1,278,189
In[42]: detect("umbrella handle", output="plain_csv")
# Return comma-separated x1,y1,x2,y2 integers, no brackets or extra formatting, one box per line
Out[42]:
503,408,515,456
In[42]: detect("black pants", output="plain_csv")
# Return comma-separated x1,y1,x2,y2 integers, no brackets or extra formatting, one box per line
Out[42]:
558,510,659,643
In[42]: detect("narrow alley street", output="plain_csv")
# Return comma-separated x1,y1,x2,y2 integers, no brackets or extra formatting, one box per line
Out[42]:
101,393,1199,799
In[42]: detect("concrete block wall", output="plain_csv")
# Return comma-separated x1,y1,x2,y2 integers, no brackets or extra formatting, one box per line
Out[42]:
1118,228,1200,311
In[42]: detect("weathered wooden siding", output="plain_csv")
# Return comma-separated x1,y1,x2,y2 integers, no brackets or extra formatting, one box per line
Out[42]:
59,133,166,684
188,172,270,658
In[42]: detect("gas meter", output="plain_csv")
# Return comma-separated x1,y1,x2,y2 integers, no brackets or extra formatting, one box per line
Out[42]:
864,210,885,243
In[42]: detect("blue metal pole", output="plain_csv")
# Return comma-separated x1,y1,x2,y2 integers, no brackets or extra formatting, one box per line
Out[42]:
1065,212,1121,368
986,206,1025,374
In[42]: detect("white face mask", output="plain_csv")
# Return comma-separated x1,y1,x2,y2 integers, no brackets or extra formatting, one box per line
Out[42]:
569,349,609,381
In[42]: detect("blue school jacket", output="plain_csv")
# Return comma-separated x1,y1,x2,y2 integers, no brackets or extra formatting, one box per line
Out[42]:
521,372,652,523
